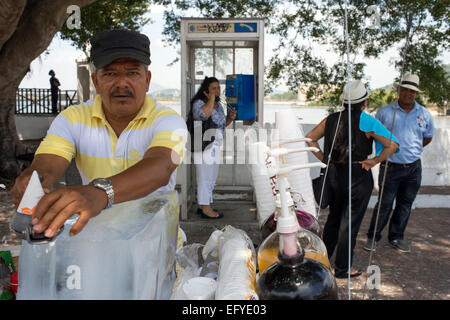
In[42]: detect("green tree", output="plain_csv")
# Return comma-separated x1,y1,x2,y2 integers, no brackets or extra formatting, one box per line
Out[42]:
367,89,397,110
267,91,298,101
269,0,449,108
0,0,153,180
158,0,449,109
59,0,151,55
2,0,449,180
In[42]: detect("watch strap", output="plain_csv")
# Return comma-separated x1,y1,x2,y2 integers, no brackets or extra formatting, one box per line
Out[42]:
92,178,114,209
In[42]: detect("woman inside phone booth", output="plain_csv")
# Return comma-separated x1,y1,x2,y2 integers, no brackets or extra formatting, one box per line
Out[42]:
189,76,237,219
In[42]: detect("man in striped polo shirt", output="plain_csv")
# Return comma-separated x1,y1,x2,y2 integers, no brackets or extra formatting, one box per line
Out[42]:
12,30,188,238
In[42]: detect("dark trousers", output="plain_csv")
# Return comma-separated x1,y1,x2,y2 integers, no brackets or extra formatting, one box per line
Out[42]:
322,163,373,273
367,159,422,242
51,92,58,114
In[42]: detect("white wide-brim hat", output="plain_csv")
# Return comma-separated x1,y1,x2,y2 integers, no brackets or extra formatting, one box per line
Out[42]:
340,80,371,104
393,73,422,93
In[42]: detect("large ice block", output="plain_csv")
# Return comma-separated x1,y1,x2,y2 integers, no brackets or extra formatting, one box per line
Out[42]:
17,192,179,300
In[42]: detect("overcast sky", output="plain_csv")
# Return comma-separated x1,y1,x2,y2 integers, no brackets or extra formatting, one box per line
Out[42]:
20,5,449,93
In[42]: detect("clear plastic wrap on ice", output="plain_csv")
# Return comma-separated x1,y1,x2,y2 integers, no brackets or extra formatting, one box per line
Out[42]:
17,192,179,300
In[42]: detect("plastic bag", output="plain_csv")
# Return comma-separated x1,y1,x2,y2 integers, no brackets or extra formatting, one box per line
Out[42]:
202,229,222,260
171,244,204,299
215,226,258,300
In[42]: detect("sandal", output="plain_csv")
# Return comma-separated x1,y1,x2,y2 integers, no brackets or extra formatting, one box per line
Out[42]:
197,208,223,219
334,269,362,279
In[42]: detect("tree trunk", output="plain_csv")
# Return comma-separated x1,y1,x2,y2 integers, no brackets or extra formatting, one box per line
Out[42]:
0,86,21,179
0,0,97,180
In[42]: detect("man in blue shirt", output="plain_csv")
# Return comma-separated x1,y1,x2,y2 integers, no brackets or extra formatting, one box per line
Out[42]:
364,74,434,253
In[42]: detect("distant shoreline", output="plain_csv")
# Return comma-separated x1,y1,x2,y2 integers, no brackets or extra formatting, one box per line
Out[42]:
157,100,180,105
156,99,448,116
157,99,330,108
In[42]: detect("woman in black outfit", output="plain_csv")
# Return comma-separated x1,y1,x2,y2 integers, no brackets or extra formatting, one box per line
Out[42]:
306,80,399,278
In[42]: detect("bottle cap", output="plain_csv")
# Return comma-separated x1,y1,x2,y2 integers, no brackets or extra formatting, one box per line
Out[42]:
17,170,44,215
276,215,298,234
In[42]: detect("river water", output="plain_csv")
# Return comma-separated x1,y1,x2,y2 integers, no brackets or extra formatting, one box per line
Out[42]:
165,102,450,129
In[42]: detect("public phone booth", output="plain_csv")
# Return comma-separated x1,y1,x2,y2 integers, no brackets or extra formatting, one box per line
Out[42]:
177,18,265,220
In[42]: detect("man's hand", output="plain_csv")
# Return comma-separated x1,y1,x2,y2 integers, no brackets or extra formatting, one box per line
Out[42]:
12,169,39,207
359,158,378,171
31,185,108,238
12,169,54,207
11,154,70,207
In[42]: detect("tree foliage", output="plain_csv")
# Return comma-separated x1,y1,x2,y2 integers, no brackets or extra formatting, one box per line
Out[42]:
266,91,298,101
0,0,153,179
1,0,449,180
157,0,449,108
59,0,151,54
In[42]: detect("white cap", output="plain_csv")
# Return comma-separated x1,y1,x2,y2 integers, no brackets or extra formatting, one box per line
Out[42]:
17,170,44,215
276,215,298,234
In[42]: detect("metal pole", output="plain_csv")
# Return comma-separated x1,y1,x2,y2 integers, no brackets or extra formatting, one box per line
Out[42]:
343,0,352,300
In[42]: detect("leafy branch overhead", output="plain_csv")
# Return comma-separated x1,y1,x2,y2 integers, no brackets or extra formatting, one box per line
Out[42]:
59,0,151,56
0,0,155,180
157,0,449,108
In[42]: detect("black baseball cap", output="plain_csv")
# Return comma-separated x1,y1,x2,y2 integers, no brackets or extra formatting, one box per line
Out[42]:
90,29,151,69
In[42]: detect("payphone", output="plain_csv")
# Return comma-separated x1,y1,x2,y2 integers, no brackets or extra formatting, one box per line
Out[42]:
225,74,255,121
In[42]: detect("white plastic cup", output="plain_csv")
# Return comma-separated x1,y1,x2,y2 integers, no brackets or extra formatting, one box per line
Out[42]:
183,277,217,300
275,110,317,217
252,182,275,209
17,170,45,215
253,182,273,195
275,109,304,141
251,170,276,226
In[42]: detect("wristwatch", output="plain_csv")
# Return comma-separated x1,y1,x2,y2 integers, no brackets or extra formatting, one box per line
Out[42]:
91,178,114,209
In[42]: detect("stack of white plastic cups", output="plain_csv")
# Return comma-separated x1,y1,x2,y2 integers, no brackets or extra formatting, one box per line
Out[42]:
215,227,258,300
249,142,277,228
274,109,317,218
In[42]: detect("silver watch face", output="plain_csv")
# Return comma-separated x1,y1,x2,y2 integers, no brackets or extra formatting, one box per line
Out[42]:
94,178,111,187
92,178,114,208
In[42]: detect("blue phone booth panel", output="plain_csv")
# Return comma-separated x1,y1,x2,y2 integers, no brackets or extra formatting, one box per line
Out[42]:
225,74,255,121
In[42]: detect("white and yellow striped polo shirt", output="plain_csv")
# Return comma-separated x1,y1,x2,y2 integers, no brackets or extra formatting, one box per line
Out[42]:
36,95,187,194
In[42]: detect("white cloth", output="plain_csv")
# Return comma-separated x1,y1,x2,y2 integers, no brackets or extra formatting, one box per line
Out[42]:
194,141,222,205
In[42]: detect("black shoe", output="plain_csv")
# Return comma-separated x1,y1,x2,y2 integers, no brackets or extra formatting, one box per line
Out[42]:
363,239,378,252
389,239,410,253
334,269,363,279
198,209,223,219
197,208,219,214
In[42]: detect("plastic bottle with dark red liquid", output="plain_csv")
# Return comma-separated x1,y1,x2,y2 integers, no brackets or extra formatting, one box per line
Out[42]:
258,190,330,273
260,208,320,240
258,226,331,274
257,239,338,300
